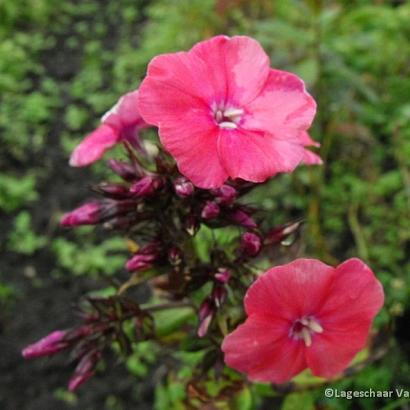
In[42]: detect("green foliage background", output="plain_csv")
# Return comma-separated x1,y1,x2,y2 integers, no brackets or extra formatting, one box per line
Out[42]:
1,0,409,409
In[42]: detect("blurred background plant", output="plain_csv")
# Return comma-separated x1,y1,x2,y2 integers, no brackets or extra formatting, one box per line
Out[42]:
0,0,409,409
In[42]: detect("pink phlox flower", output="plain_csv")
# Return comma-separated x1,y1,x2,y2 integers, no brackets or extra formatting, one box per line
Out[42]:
222,258,384,383
138,35,320,188
70,89,149,167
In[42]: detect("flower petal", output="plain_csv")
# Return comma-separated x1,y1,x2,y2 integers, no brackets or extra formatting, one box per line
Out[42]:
191,35,270,105
222,315,306,384
302,149,323,165
69,125,119,167
138,52,218,125
299,132,322,165
159,112,228,188
103,90,147,129
317,258,385,327
217,128,305,182
224,36,270,104
244,69,316,135
307,258,384,377
306,320,372,379
244,259,335,321
116,90,146,127
190,35,230,102
247,337,307,384
299,131,320,148
306,258,384,378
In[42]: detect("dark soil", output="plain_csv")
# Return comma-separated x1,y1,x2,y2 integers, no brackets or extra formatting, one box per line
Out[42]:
0,147,154,409
0,2,155,409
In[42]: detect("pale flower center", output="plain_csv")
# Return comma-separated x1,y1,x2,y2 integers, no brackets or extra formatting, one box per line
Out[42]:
290,316,323,347
212,104,244,129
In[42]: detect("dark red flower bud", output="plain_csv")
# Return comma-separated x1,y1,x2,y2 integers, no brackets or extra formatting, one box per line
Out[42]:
125,242,160,272
60,203,101,227
102,215,137,230
240,232,262,256
68,351,101,391
213,184,237,205
197,298,215,338
130,176,161,197
212,285,227,308
201,201,220,220
99,199,136,220
76,351,98,374
214,268,231,284
168,247,183,266
140,242,161,255
174,177,194,198
94,182,130,199
22,330,68,359
68,368,94,391
61,199,138,228
64,325,93,342
198,298,213,322
227,208,257,228
126,253,156,272
265,219,304,245
107,159,139,181
185,214,199,236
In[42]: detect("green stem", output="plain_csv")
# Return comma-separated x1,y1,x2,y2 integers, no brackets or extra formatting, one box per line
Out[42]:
347,202,369,260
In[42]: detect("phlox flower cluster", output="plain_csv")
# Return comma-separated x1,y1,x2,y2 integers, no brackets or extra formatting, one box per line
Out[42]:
22,35,383,393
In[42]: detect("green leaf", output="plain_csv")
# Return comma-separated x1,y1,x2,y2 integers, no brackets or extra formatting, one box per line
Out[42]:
281,392,315,410
153,307,194,338
231,387,253,410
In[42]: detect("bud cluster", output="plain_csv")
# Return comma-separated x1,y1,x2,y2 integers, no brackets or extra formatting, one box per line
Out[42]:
23,297,151,391
24,142,304,390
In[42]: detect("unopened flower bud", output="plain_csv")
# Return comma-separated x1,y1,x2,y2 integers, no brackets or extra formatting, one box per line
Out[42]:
125,242,160,272
68,351,101,391
94,183,130,199
227,208,257,228
212,285,227,308
126,253,156,272
214,268,231,284
197,298,215,338
140,242,161,256
60,203,101,227
213,185,237,205
68,369,95,391
107,159,139,181
240,232,262,256
99,199,136,220
174,177,194,198
64,325,93,342
102,215,136,230
185,214,199,236
130,176,161,197
265,219,304,245
22,330,68,359
76,351,98,374
168,247,183,266
201,201,220,220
